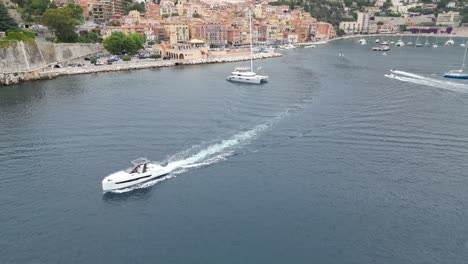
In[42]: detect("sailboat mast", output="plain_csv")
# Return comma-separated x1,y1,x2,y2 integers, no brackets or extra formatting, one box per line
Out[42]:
249,9,253,72
462,41,468,71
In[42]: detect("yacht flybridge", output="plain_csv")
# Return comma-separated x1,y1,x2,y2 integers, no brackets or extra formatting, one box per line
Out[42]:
102,158,171,192
226,9,268,84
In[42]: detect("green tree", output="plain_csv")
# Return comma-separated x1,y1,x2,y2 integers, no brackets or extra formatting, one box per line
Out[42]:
76,30,101,43
127,33,144,50
62,3,84,21
192,12,200,18
377,21,384,25
103,32,144,54
0,1,18,32
41,8,78,42
125,2,145,15
336,29,346,36
103,32,126,54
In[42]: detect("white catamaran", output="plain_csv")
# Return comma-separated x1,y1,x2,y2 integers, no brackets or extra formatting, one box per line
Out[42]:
226,9,268,84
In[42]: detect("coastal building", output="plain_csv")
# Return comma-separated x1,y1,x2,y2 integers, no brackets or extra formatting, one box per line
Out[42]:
436,11,460,26
89,0,124,24
316,22,333,40
192,22,228,47
339,21,360,34
165,40,208,60
162,22,190,43
357,12,370,33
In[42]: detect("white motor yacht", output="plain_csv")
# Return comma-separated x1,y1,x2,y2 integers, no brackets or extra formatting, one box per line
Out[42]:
102,158,171,192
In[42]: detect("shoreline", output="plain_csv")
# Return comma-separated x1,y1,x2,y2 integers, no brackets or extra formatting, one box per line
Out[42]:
0,52,282,86
330,33,468,42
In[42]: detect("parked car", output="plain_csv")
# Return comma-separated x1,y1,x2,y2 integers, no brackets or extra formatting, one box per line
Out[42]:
163,56,170,60
84,57,91,61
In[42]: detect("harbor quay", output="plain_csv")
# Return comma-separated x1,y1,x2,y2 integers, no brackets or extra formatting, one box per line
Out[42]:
0,52,282,86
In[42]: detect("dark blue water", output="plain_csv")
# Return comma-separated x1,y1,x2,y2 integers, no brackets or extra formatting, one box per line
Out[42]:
2,38,468,264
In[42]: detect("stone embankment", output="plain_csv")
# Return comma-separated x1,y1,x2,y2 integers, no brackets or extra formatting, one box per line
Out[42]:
1,52,282,86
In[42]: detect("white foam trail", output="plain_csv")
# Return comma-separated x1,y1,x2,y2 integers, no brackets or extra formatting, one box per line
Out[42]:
110,123,271,193
391,75,468,93
392,70,427,80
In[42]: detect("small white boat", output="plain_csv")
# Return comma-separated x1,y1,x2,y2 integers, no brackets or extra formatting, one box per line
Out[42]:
407,41,413,45
102,158,171,192
433,44,438,48
375,39,380,43
304,44,316,48
358,38,367,45
372,45,390,51
461,43,466,47
381,41,389,45
385,73,397,79
395,39,405,47
445,38,455,46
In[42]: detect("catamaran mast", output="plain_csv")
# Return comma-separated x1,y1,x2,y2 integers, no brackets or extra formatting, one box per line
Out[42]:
249,9,253,72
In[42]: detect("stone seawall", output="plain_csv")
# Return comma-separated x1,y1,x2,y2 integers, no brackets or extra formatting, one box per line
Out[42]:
0,52,282,86
0,41,104,74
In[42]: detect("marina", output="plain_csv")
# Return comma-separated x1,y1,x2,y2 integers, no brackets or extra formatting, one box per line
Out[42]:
2,39,468,264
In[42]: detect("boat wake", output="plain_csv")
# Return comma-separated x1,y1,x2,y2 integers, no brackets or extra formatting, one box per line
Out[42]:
386,70,468,93
110,122,274,193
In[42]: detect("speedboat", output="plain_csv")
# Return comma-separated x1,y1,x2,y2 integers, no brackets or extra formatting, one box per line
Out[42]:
375,39,380,43
443,41,468,79
359,38,367,45
102,158,171,192
381,41,389,45
385,73,397,78
443,70,468,79
227,67,268,84
445,38,455,46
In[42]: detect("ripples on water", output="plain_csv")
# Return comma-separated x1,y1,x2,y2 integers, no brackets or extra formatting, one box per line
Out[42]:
1,38,468,264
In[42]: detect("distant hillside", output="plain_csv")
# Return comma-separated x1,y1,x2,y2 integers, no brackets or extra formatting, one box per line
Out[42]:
269,0,351,26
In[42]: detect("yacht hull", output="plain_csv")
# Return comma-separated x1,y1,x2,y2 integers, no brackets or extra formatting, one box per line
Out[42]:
443,74,468,79
102,168,171,192
227,75,268,84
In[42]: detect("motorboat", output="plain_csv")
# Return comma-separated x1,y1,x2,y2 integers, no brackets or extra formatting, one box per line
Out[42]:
385,73,397,79
358,38,367,45
304,44,316,48
407,41,413,45
395,39,405,47
445,38,455,46
372,45,390,51
443,70,468,79
415,42,423,47
226,10,268,84
381,41,389,45
432,44,438,48
102,158,171,192
443,41,468,79
461,43,466,47
375,39,380,43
